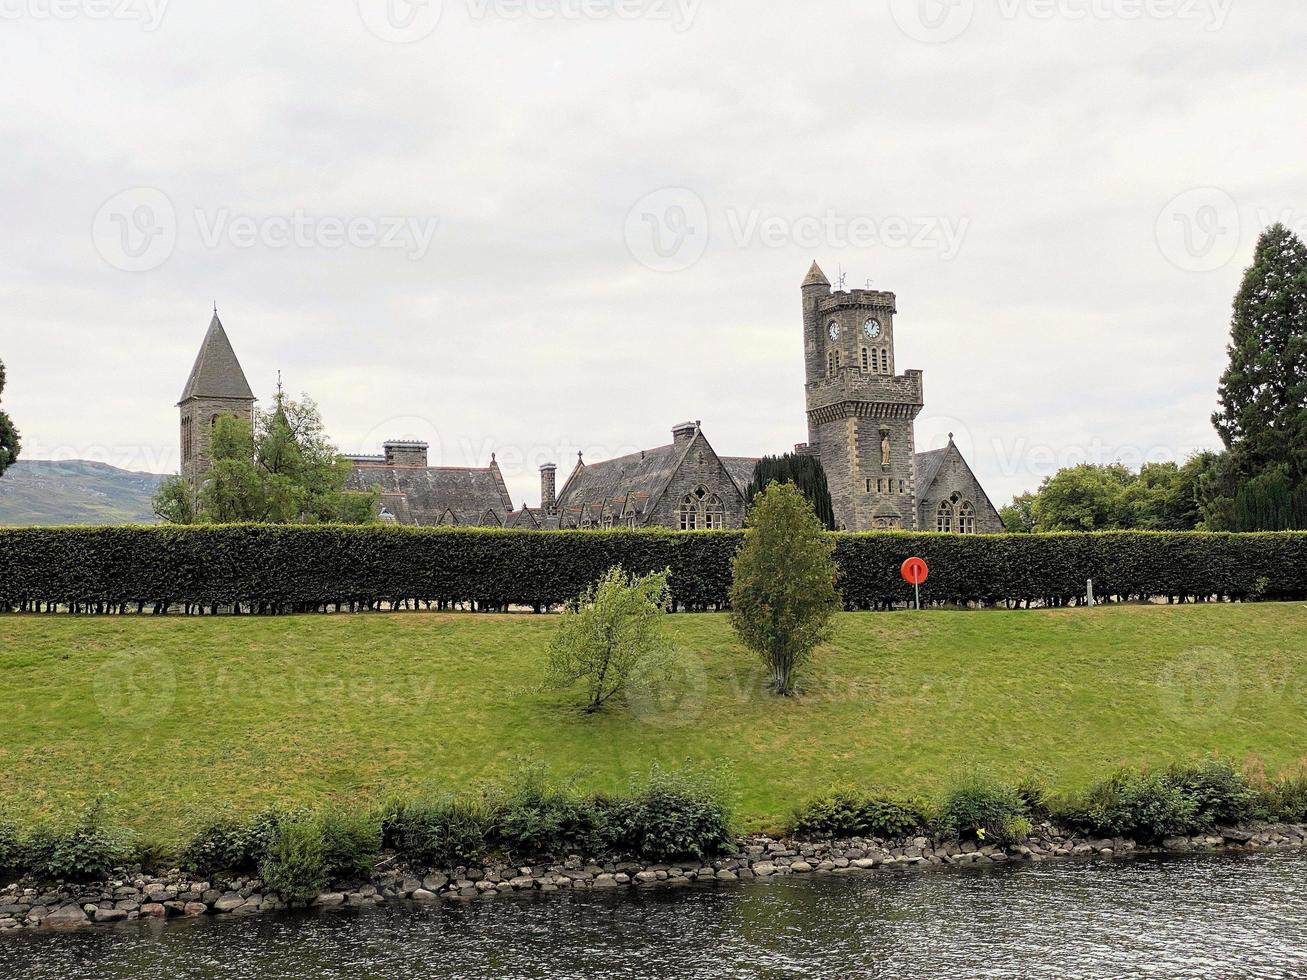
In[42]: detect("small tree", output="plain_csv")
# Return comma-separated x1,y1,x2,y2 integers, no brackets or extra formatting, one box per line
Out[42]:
730,481,841,696
0,358,20,480
546,566,673,713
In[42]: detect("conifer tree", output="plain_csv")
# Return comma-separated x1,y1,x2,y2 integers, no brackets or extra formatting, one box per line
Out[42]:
744,454,836,531
0,358,18,480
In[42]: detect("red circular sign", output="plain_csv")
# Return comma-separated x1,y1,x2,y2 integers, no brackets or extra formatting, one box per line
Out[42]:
900,557,929,586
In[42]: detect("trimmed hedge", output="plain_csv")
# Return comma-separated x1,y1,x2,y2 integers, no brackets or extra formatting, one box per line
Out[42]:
1,525,1305,612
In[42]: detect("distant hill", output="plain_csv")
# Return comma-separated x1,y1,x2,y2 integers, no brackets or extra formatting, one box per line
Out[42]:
0,460,167,526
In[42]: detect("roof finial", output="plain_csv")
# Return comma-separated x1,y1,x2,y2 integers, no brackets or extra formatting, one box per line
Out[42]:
948,432,955,442
213,300,218,316
491,452,496,463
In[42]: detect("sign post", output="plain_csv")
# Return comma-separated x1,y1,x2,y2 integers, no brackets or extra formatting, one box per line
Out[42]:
900,557,929,610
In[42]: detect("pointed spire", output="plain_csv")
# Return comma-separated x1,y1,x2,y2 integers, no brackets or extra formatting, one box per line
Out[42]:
179,309,255,404
802,261,830,288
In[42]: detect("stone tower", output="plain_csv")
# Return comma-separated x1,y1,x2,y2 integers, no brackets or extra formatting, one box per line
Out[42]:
178,310,256,486
799,262,923,530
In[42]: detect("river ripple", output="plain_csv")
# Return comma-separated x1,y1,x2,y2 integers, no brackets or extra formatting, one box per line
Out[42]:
3,849,1305,979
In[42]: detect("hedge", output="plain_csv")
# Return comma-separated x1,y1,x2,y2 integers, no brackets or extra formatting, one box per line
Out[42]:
0,525,1304,613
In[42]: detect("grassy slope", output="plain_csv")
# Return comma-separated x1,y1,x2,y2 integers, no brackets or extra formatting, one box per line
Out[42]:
2,604,1305,844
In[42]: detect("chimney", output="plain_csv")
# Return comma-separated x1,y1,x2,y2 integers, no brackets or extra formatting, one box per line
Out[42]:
383,440,429,467
672,421,698,446
540,462,557,514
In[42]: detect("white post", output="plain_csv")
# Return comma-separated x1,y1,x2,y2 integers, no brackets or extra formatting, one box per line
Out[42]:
915,581,920,611
1086,578,1095,608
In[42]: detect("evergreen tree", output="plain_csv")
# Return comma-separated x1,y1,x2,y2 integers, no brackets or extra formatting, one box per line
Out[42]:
1212,223,1307,487
0,358,20,479
744,454,836,531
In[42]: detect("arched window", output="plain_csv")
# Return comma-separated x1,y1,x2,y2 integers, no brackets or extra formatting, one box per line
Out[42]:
827,350,836,376
936,500,954,533
182,415,193,463
880,348,889,374
704,494,725,529
679,493,700,531
860,347,870,373
958,501,976,534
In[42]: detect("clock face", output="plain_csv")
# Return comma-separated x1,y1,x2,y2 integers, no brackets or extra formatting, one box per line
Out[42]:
864,317,882,339
827,320,841,340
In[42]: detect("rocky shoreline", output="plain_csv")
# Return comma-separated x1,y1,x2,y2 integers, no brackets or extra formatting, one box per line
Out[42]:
4,821,1305,932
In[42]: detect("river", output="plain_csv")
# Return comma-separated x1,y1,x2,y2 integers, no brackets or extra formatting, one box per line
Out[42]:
3,849,1305,979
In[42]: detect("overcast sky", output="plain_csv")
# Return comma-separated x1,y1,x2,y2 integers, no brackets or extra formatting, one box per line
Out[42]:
2,0,1304,507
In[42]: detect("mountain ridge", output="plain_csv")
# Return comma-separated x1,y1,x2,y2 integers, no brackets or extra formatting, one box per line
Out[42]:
0,460,167,526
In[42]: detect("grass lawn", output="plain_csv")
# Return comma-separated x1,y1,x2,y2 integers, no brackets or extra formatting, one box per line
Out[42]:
2,603,1306,845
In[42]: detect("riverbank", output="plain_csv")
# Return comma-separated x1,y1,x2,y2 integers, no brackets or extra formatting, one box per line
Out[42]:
4,821,1306,932
4,603,1306,839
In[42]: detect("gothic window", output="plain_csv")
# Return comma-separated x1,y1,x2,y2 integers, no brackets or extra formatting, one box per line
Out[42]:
679,493,701,531
936,500,954,533
958,501,976,534
827,350,836,376
182,415,193,463
880,348,889,374
602,516,614,529
705,494,725,529
860,347,870,373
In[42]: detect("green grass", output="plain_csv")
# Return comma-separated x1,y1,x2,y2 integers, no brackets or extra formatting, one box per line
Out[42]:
2,603,1306,846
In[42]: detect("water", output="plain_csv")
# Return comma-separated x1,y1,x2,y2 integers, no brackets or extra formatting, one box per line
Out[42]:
4,850,1306,979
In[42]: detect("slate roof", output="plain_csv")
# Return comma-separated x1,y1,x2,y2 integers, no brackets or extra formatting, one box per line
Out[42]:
179,313,255,403
554,443,686,524
345,463,513,527
913,448,950,494
721,456,761,495
802,261,830,287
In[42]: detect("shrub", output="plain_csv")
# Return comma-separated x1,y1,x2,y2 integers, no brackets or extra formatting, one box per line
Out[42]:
22,798,137,882
181,810,282,876
0,819,19,876
317,806,382,882
381,795,491,869
545,566,673,713
619,767,734,861
1059,770,1198,843
258,813,327,902
790,792,929,840
1259,770,1307,822
936,776,1030,847
1015,776,1051,820
489,765,598,859
1166,759,1257,828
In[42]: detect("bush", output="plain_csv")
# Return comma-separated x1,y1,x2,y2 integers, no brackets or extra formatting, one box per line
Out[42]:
489,765,598,859
5,525,1305,616
381,795,491,869
258,813,327,902
0,819,19,876
1258,770,1307,822
790,792,929,840
181,810,282,876
318,806,382,882
1059,770,1198,843
935,776,1030,847
22,798,137,882
1166,759,1257,828
618,767,734,861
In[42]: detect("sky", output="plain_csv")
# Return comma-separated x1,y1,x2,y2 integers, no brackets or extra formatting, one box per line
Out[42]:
1,0,1305,508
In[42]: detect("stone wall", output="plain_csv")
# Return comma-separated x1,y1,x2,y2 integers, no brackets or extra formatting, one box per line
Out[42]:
5,822,1305,932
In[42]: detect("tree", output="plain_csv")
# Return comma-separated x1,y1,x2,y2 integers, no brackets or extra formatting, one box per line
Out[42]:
1212,223,1307,488
744,454,836,531
153,391,376,525
729,481,841,696
0,358,20,480
546,566,673,713
1029,463,1133,531
1000,492,1037,533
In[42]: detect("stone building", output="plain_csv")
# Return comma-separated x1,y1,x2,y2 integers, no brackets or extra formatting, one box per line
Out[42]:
796,262,1003,532
178,263,1003,532
178,311,256,486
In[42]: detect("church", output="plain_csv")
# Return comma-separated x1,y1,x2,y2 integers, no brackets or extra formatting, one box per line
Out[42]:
177,264,1003,533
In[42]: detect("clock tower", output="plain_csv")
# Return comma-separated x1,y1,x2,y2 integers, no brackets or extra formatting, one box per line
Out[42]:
798,262,923,530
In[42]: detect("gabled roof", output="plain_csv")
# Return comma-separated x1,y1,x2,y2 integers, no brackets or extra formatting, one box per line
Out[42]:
555,443,686,523
721,456,761,496
179,313,255,404
913,447,950,495
345,463,513,527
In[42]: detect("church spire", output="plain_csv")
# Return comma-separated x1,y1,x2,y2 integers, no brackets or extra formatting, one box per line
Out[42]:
178,309,255,404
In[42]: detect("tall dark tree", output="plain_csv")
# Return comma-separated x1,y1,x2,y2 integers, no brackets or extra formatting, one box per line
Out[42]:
0,358,20,479
745,454,836,531
1212,223,1307,486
